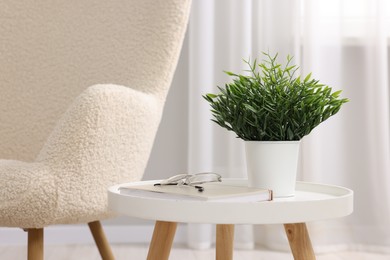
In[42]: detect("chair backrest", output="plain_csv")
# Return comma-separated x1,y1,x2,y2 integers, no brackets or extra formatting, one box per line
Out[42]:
0,0,191,161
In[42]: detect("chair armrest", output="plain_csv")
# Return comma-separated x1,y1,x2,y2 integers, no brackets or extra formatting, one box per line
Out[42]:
36,84,162,184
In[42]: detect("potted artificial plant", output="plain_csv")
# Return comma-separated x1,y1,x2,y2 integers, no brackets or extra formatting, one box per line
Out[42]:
203,53,348,197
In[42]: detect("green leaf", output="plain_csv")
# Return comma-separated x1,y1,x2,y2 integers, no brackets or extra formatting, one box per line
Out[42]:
304,73,312,83
295,76,301,84
331,90,342,98
287,127,294,140
243,104,258,113
206,93,217,98
224,71,237,76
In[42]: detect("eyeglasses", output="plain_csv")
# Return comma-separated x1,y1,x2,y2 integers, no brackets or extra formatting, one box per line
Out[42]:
154,172,222,192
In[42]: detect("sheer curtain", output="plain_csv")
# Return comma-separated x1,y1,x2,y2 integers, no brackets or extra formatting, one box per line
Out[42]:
186,0,390,252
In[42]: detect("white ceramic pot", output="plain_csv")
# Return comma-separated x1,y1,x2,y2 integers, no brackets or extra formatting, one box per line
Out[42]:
244,141,301,198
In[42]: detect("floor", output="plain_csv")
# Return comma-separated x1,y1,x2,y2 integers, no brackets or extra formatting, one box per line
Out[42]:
1,244,390,260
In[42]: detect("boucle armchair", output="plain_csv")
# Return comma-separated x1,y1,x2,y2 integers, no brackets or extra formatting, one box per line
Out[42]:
0,0,191,259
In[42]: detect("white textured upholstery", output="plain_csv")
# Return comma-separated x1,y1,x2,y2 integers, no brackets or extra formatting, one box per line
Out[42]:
0,0,191,228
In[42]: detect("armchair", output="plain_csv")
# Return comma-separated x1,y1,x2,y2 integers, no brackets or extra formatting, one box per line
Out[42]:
0,0,191,259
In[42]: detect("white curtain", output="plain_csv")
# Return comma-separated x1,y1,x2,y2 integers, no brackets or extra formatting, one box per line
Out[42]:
186,0,390,252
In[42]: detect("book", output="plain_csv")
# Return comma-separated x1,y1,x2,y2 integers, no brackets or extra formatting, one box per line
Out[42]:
119,182,273,202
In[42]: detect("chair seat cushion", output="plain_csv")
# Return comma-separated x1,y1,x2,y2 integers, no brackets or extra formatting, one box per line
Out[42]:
0,160,58,228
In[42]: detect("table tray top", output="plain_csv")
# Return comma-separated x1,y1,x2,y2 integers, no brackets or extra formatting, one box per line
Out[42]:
108,179,353,224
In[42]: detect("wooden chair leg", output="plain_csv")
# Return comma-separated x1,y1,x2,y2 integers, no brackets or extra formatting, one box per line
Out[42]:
284,223,316,260
88,221,115,260
27,228,44,260
216,224,234,260
147,221,177,260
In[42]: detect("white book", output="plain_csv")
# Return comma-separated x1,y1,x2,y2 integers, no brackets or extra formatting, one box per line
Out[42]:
119,182,273,202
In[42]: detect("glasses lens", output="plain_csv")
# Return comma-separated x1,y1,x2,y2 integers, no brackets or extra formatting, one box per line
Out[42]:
186,172,222,185
160,173,189,185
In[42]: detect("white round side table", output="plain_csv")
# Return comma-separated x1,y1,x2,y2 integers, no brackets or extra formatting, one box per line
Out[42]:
108,179,353,260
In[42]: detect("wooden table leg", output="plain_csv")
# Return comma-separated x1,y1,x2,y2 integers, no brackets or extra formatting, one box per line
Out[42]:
147,221,177,260
216,224,234,260
284,223,316,260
